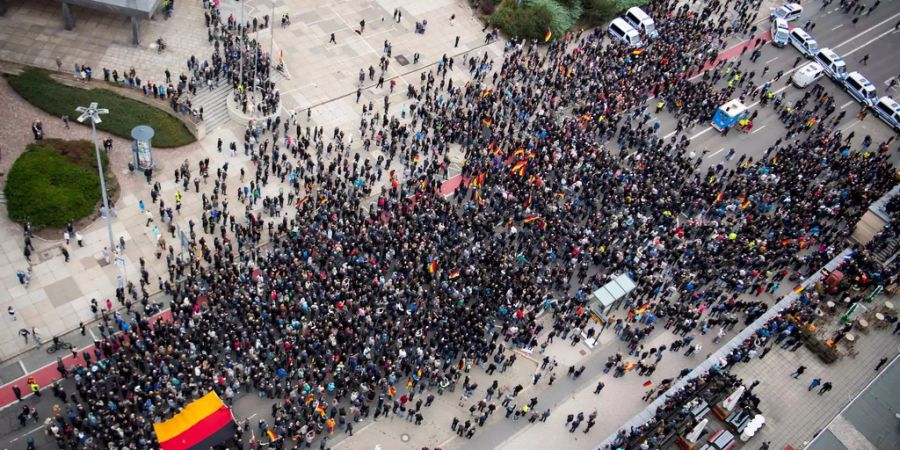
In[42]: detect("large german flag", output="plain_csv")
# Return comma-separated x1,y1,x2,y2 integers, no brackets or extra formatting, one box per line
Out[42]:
154,392,236,450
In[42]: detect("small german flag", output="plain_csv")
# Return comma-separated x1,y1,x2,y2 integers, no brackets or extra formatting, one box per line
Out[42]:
315,404,326,417
793,285,805,294
296,195,310,207
449,269,460,279
523,195,532,208
305,394,315,405
544,27,552,43
523,215,540,223
642,380,653,388
320,197,329,205
388,386,396,397
632,48,644,55
482,117,493,127
635,303,650,314
428,260,438,273
513,147,525,158
267,429,279,442
474,191,483,205
741,199,751,209
510,160,527,176
715,192,724,203
413,154,421,164
471,172,485,189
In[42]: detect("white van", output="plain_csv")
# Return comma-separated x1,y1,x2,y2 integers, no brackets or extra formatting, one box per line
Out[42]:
789,28,818,58
815,48,847,81
771,18,790,47
844,72,878,107
771,3,803,22
792,62,824,88
608,18,643,48
872,96,900,132
624,7,658,39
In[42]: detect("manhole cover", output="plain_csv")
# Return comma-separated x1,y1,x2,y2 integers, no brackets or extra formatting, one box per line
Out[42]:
400,433,410,442
38,249,57,262
395,55,410,66
579,350,587,356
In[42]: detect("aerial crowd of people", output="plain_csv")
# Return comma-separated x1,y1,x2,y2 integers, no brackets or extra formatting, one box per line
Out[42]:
10,0,898,449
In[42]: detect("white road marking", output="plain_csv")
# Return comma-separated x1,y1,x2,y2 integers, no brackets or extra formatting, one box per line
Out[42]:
843,28,897,56
18,360,27,375
707,147,726,158
832,11,900,50
764,57,779,64
840,100,855,109
832,24,843,31
751,124,768,134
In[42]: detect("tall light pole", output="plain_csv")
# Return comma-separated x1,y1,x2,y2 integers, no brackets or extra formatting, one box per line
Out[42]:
75,103,117,262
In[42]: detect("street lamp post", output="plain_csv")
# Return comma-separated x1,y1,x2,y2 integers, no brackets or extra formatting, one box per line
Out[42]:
75,103,123,284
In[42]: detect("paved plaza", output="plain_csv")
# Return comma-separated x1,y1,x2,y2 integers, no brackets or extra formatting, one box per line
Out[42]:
0,0,898,450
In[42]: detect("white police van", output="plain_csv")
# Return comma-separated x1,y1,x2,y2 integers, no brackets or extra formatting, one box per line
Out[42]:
872,96,900,132
789,28,818,58
815,48,847,81
792,62,824,89
771,3,803,22
608,18,643,48
771,18,790,47
624,7,658,39
844,72,878,107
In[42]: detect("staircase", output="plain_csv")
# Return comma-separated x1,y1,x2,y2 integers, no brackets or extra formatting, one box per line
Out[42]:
191,82,232,132
872,237,900,264
189,67,287,132
0,191,6,204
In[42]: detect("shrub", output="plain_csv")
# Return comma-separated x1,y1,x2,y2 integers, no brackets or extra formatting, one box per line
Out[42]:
5,69,195,148
481,0,496,15
491,0,555,40
527,0,582,35
581,0,620,26
610,0,650,9
5,139,117,229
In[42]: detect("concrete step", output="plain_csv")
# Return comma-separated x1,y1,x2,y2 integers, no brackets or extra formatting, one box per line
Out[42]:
191,84,232,132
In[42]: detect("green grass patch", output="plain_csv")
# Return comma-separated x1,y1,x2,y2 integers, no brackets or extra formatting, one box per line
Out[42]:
5,68,195,148
4,139,118,229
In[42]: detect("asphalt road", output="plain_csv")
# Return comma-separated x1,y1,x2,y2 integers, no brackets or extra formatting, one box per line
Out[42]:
650,1,900,174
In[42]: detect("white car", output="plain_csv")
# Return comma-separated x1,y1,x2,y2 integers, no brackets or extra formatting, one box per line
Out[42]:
771,3,803,22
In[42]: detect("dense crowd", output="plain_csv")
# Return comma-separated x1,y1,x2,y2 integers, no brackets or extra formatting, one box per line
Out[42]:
24,0,898,449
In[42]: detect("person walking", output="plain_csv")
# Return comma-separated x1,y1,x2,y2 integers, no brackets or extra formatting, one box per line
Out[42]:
818,382,833,395
61,247,69,262
329,33,336,44
8,306,16,321
12,385,22,401
874,357,889,371
594,381,605,394
808,378,821,391
790,365,806,378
